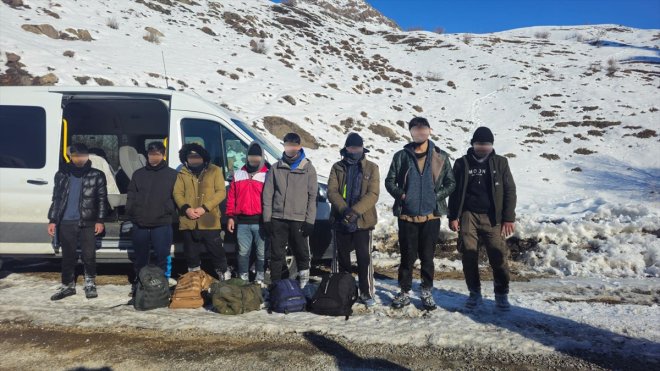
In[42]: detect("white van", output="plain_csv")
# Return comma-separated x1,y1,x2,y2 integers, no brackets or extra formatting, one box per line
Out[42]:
0,86,332,263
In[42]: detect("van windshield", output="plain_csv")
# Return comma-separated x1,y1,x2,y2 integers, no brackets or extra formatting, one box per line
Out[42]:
230,118,282,159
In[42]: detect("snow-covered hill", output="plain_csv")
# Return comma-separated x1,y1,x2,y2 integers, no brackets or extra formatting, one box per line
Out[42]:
1,0,659,278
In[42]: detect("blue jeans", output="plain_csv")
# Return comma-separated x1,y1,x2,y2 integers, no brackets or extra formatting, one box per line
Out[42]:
236,223,265,275
165,255,172,279
132,224,173,275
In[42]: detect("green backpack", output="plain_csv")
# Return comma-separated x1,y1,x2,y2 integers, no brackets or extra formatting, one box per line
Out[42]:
210,278,263,315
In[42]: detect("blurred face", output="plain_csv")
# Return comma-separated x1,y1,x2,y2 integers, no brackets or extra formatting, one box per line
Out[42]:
473,142,493,158
148,151,164,166
283,144,301,157
186,153,203,167
247,155,262,167
345,145,364,161
70,153,89,167
346,146,363,154
410,126,431,144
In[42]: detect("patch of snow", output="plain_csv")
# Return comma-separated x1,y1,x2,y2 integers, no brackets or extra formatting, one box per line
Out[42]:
0,273,657,361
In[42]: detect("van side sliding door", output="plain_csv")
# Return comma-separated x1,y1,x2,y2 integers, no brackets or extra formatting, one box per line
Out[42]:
0,91,63,255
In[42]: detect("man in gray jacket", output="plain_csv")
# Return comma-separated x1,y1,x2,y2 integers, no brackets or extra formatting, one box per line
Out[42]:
262,133,318,288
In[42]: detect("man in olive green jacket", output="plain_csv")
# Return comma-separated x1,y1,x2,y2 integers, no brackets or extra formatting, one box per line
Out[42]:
173,143,229,280
327,133,380,307
448,126,517,311
385,117,456,311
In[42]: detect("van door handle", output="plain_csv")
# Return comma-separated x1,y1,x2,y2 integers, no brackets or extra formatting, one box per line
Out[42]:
27,179,48,185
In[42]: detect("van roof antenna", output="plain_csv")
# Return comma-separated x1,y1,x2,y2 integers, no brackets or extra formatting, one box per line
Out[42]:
161,51,173,90
189,88,203,99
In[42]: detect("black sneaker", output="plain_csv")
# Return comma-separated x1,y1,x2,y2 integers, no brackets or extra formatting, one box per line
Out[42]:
84,276,98,299
84,284,98,299
359,293,377,308
495,294,511,311
391,291,410,309
465,291,483,309
51,285,76,301
420,288,437,311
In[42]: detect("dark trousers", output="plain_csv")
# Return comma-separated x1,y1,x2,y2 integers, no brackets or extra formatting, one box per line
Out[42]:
459,211,510,295
132,224,173,276
397,218,440,292
269,218,310,282
332,229,375,299
182,229,227,272
59,221,96,285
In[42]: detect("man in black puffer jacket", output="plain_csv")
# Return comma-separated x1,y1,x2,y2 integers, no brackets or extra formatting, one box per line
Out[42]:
126,141,178,294
47,143,108,300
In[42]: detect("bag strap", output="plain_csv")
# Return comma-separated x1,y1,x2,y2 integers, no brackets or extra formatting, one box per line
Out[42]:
330,229,339,274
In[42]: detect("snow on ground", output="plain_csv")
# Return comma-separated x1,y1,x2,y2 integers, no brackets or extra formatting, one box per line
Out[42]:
373,199,660,279
517,199,660,277
0,273,658,364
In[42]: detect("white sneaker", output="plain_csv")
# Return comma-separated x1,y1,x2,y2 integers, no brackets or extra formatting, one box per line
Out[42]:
255,271,265,285
239,273,249,281
216,269,231,281
298,269,310,289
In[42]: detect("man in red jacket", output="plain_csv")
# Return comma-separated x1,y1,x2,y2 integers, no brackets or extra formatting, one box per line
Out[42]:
226,142,270,284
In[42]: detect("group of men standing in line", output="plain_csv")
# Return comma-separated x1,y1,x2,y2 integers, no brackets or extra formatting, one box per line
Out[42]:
47,117,516,311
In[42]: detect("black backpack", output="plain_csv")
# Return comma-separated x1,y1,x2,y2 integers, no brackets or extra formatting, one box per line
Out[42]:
134,264,171,311
310,272,358,320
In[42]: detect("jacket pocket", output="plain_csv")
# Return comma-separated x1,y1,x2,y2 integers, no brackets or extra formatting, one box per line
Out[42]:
287,175,309,217
360,208,377,227
164,201,175,216
289,195,307,217
272,189,285,214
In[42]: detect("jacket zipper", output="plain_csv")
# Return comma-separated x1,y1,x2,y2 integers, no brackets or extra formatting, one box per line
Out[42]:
457,157,470,217
61,175,71,222
282,169,289,213
78,176,85,227
406,149,426,216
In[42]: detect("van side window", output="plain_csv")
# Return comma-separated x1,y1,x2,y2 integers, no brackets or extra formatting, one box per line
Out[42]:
181,119,223,168
221,127,248,180
72,134,119,170
143,138,165,152
0,105,46,169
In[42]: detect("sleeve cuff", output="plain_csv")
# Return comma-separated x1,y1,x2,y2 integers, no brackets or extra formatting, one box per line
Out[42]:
202,205,210,213
181,204,191,213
